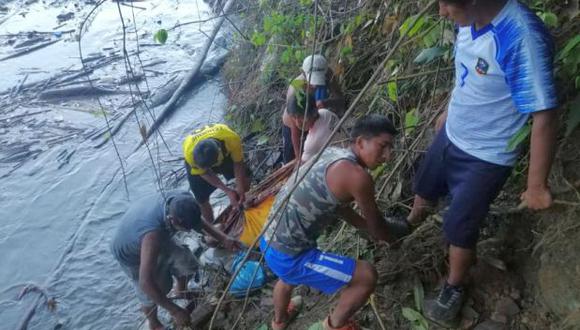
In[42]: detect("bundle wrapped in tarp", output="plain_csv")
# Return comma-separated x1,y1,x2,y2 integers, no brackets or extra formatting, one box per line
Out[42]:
216,161,296,246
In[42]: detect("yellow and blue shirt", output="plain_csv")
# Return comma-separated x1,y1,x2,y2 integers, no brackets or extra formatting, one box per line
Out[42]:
183,124,243,175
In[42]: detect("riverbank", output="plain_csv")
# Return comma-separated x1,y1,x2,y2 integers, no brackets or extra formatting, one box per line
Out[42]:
0,0,232,328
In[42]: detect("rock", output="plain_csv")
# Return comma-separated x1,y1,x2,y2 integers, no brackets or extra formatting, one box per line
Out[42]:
462,305,479,319
56,12,74,23
509,289,521,301
474,320,507,330
563,309,580,329
538,224,580,319
495,297,520,317
460,305,480,329
490,312,508,324
480,256,507,271
260,296,273,307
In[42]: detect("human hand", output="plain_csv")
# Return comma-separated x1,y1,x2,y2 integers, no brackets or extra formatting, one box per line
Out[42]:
225,189,240,208
224,237,243,252
435,111,447,132
521,186,553,210
237,191,246,206
170,306,191,328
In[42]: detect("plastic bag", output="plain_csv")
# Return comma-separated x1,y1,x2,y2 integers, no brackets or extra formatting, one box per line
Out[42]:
229,253,266,297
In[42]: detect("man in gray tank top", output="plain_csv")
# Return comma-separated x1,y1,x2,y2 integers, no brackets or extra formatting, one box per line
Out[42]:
261,115,407,330
111,191,241,330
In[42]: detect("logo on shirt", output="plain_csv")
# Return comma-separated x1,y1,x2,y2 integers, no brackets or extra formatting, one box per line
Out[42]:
475,58,489,75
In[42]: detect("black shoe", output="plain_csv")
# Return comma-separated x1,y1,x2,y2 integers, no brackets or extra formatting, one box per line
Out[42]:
423,282,465,326
384,215,411,240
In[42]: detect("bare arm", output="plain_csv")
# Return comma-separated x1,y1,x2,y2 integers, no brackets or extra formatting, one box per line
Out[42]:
521,109,559,210
435,109,448,132
201,170,230,192
290,125,303,160
350,171,392,242
139,231,182,314
202,220,242,251
283,85,303,160
201,169,240,207
328,161,392,242
233,161,250,195
336,206,367,230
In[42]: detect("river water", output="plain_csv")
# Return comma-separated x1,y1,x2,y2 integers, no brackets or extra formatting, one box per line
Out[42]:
0,0,228,328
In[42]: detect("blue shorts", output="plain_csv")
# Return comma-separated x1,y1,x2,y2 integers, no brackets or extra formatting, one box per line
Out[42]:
260,239,356,294
414,128,512,249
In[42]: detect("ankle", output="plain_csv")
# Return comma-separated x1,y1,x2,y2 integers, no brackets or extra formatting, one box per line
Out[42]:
328,315,344,329
445,279,464,289
274,312,289,324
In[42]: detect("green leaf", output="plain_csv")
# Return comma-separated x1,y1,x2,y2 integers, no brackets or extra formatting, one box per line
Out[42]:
576,76,580,90
251,31,266,47
400,15,426,37
405,108,419,135
153,29,168,44
255,324,268,330
387,82,398,102
290,79,306,92
251,119,265,133
294,49,305,62
565,95,580,137
402,308,429,330
422,24,441,48
340,46,353,57
256,135,269,145
413,278,424,312
557,35,580,61
506,123,531,151
371,164,386,179
414,47,446,64
263,17,273,33
539,12,558,28
402,307,421,322
281,48,293,64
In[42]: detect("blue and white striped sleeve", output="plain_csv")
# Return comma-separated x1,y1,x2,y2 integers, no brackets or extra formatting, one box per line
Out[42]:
496,20,558,113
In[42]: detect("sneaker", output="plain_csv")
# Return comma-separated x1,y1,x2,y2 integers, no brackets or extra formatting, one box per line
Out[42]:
423,282,465,326
307,316,361,330
384,214,411,240
271,296,303,330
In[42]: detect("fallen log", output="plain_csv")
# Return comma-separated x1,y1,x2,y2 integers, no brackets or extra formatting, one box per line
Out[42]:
134,0,236,150
0,39,61,62
38,85,143,99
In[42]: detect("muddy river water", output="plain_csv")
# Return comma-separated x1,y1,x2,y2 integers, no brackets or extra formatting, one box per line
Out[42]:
0,0,229,328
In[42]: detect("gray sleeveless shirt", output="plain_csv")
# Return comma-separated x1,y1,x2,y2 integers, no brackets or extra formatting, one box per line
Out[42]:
264,147,358,255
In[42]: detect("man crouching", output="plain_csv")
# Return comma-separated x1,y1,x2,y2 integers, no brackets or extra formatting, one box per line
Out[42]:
111,191,240,330
261,115,407,330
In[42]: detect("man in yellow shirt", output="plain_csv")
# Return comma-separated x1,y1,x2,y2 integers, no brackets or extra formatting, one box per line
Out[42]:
183,124,250,223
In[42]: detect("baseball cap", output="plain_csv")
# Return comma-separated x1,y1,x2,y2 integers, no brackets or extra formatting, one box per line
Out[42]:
302,54,328,86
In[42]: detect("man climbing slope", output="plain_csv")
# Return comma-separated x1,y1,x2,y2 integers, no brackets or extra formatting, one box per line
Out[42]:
281,54,345,163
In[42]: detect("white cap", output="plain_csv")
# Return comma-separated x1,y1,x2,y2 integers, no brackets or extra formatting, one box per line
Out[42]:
302,54,328,86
